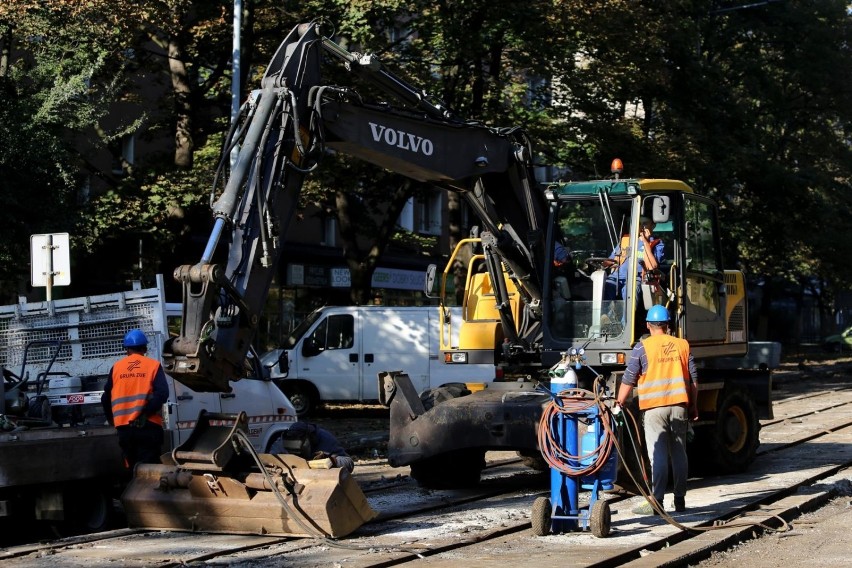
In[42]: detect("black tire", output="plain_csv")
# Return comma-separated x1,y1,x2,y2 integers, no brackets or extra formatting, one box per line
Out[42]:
52,485,115,537
281,382,318,418
589,499,611,538
694,387,759,475
409,449,485,489
530,496,551,536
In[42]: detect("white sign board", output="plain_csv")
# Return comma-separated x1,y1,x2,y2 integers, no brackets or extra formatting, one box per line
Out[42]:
330,266,425,291
31,233,71,287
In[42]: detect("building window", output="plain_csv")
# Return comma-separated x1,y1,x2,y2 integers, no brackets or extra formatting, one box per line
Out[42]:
321,217,337,247
111,135,135,177
418,191,442,235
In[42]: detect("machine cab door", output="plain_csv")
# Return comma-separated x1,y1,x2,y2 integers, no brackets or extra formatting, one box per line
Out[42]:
673,195,727,344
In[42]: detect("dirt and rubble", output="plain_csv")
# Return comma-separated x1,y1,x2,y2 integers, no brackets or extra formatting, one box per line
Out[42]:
5,354,850,565
690,353,852,568
693,493,852,567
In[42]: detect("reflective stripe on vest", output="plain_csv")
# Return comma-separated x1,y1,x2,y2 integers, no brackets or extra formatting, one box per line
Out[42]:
110,354,164,427
636,334,690,411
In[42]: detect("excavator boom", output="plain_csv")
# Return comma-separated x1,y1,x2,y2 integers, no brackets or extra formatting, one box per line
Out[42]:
162,22,547,393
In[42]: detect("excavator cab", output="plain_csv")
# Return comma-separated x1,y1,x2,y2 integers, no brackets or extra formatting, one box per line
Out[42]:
539,175,748,363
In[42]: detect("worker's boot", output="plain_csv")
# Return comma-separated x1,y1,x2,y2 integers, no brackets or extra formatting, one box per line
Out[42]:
674,496,686,512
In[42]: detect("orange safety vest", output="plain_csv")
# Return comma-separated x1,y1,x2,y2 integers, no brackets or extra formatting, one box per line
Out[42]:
636,334,691,411
110,354,164,427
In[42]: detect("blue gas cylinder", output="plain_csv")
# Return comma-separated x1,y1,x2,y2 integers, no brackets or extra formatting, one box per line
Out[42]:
581,420,617,490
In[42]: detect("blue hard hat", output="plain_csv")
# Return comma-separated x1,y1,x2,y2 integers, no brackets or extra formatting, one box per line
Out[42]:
123,329,148,348
646,305,669,323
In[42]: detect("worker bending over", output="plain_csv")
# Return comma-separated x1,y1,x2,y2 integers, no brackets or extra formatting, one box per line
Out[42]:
269,421,355,473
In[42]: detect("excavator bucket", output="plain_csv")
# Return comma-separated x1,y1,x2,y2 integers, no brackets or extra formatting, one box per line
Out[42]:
121,411,377,538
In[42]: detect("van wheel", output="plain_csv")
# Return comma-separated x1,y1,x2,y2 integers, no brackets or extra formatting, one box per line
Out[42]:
282,383,318,418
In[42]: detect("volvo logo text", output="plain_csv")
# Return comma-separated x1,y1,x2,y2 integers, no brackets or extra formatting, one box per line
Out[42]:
369,122,434,156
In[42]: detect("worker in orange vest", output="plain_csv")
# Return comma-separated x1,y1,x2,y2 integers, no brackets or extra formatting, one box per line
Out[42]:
101,329,169,470
615,305,698,515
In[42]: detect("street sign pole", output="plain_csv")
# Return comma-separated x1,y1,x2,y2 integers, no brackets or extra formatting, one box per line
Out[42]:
31,233,71,301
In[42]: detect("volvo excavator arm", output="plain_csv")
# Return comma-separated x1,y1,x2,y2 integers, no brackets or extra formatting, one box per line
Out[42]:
163,22,548,393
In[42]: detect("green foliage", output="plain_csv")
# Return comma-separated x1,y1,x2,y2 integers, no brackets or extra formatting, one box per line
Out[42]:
0,3,132,298
2,0,852,310
74,131,223,282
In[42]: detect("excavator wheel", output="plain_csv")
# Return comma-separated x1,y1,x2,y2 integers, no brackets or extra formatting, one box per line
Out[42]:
691,386,759,475
419,383,471,410
517,450,549,471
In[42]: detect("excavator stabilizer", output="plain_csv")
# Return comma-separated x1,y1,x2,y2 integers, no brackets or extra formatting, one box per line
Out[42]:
121,412,376,538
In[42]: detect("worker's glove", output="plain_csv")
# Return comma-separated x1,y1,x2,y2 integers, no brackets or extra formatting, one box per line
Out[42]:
312,451,331,461
332,455,355,473
130,415,147,428
611,403,625,426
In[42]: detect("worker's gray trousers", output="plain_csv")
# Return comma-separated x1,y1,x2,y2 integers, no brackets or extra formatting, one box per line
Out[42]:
643,405,689,504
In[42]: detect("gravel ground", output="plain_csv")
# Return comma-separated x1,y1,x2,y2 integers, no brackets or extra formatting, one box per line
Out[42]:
693,480,852,567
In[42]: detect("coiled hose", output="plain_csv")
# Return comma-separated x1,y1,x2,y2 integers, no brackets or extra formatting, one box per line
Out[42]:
538,380,617,478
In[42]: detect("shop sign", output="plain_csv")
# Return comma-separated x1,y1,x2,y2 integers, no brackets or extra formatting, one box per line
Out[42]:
328,267,425,291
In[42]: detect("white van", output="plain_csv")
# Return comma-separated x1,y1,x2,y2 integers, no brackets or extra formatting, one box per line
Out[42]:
261,306,497,416
162,367,298,453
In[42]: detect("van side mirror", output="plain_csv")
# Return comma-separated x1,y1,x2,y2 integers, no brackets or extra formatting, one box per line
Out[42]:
424,264,437,298
276,351,290,377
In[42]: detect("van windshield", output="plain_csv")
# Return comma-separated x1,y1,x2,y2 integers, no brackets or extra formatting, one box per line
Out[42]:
283,310,323,348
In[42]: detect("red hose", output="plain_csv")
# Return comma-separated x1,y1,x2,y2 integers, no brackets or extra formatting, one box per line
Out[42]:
537,388,616,477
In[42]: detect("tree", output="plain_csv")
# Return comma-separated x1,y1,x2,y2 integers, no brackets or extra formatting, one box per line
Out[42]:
553,0,852,337
0,2,139,300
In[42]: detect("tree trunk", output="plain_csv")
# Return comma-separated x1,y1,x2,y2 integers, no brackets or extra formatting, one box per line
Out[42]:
0,27,11,78
168,36,194,169
337,180,416,305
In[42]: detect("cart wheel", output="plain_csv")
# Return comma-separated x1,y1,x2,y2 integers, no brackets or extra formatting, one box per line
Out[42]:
531,496,551,536
590,499,611,538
